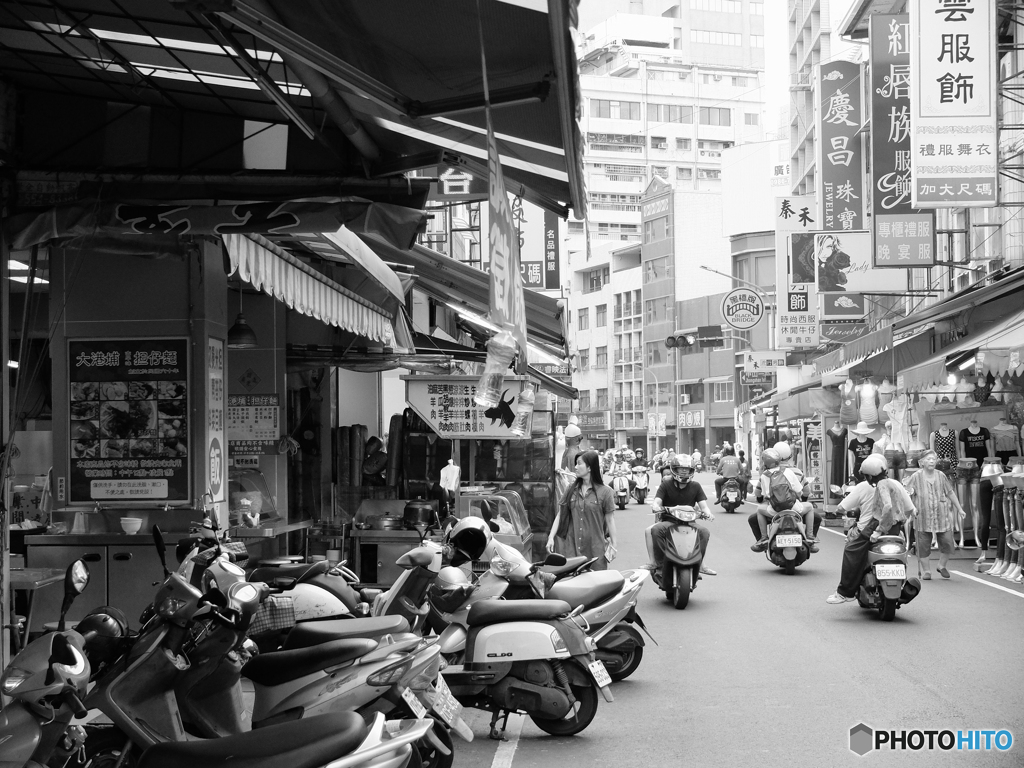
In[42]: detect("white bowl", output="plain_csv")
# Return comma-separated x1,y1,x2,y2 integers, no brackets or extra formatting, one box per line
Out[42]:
120,517,143,534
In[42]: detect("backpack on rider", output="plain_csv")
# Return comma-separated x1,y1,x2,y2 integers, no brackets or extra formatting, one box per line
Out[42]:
766,466,800,512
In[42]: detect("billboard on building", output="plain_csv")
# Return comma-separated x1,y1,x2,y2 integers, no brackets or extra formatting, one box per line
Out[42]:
869,14,937,267
909,0,997,207
774,195,818,350
816,61,866,232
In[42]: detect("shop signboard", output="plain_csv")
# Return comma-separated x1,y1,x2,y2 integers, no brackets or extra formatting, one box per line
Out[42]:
405,376,527,438
816,60,866,233
820,322,869,341
577,411,610,430
775,196,818,349
648,413,657,436
743,351,786,373
227,394,280,456
820,294,867,321
869,15,937,268
799,418,825,503
679,410,705,429
519,260,544,288
909,0,997,207
740,370,774,385
207,338,225,504
721,289,765,331
657,413,667,437
430,166,489,202
68,338,189,503
544,210,561,290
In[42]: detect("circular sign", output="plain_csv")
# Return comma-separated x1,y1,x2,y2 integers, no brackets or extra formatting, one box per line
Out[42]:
209,438,223,498
721,288,765,331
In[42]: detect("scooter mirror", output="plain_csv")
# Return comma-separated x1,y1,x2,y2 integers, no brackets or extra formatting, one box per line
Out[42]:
58,559,90,632
153,525,170,579
487,520,500,534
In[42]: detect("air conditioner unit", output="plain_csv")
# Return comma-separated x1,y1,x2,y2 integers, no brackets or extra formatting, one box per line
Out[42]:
679,394,691,405
713,74,722,81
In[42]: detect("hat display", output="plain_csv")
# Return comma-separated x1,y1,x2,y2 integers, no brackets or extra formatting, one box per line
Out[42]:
850,421,874,435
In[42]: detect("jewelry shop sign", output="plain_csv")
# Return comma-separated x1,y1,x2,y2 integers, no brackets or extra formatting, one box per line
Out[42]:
68,338,189,503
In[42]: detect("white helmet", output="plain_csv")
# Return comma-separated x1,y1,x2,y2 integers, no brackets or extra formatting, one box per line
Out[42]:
564,424,581,439
773,442,792,461
445,517,491,564
860,454,888,483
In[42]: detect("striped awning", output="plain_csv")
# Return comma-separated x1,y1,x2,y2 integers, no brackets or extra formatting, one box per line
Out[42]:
813,325,893,376
224,234,395,345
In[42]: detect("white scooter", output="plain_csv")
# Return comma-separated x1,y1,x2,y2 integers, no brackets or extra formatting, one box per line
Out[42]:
610,468,632,510
631,465,650,504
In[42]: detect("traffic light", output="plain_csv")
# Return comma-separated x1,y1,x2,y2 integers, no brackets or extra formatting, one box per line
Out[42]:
665,332,696,348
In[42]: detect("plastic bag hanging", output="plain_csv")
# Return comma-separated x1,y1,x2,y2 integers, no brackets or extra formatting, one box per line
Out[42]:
509,385,536,437
474,329,518,408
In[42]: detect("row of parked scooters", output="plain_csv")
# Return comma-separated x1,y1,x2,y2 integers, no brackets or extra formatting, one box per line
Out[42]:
1,513,654,768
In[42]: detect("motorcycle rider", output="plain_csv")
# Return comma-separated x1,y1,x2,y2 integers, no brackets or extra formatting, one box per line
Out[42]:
826,453,916,604
714,446,742,504
631,448,648,468
691,447,703,472
648,454,717,577
748,446,820,553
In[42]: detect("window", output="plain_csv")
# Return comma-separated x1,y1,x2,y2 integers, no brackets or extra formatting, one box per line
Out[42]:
578,390,591,411
676,167,693,180
751,35,764,48
719,329,751,351
691,0,741,11
676,138,691,151
579,348,590,370
698,168,722,179
652,165,669,180
646,383,671,408
691,30,741,46
745,112,759,126
713,381,735,403
750,1,764,14
587,132,645,153
651,136,668,150
647,104,692,124
589,99,641,120
585,267,609,292
599,163,646,182
699,107,731,126
643,216,670,243
680,383,704,403
645,341,664,367
596,304,607,327
732,76,747,87
644,296,675,324
596,388,609,409
643,255,674,282
568,221,584,234
595,346,608,368
578,308,589,330
589,193,641,212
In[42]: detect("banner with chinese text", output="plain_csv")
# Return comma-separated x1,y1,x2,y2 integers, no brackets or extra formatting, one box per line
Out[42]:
68,338,189,503
909,0,997,207
816,61,866,231
405,376,527,438
870,14,937,267
228,394,280,455
774,196,818,349
207,338,225,505
544,210,561,290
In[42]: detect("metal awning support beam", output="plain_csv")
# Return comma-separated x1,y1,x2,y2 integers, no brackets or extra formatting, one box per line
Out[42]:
410,80,551,119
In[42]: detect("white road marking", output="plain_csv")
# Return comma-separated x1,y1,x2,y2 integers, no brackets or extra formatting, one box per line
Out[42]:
490,713,525,768
820,526,846,537
949,569,1024,598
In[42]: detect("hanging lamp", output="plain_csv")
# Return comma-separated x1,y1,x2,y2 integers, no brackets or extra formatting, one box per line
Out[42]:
228,284,258,349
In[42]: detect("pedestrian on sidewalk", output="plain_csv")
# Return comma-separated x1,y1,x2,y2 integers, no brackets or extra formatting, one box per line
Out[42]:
903,449,964,580
547,450,618,570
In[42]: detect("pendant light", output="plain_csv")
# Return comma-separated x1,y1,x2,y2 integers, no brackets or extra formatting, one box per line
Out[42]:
228,284,258,349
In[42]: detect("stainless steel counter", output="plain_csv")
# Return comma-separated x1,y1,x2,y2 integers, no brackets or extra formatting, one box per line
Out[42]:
25,532,192,546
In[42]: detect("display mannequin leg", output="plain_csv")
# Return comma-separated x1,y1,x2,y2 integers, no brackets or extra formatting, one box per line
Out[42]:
968,475,982,550
978,485,1002,571
955,473,970,549
1003,487,1024,581
989,487,1013,576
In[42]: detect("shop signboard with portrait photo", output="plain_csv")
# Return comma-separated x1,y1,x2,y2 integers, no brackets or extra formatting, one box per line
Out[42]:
68,338,189,503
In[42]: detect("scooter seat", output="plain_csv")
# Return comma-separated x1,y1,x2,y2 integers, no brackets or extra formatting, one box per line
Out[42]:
249,561,327,586
138,712,367,768
283,615,411,649
243,637,378,686
467,599,571,627
547,571,625,610
539,556,592,577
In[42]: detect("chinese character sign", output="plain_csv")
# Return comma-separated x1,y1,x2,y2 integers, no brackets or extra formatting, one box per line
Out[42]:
543,210,561,290
68,338,189,503
774,195,818,349
817,61,866,232
406,376,528,438
910,0,997,207
207,338,225,504
227,394,280,456
870,14,937,267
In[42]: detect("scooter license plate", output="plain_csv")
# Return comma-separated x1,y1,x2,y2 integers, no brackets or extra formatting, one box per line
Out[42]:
401,687,429,719
775,535,802,547
726,492,738,502
875,564,906,580
589,660,613,688
431,674,464,728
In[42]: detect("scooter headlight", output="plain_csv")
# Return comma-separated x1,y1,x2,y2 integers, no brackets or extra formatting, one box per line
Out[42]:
549,630,567,654
490,556,517,577
1,666,31,694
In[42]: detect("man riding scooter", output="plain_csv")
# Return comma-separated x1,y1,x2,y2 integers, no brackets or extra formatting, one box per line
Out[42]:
714,446,742,505
749,445,820,553
646,455,717,579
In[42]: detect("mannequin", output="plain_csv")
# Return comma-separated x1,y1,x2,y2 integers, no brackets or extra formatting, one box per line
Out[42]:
991,417,1020,467
973,375,991,405
876,377,896,409
929,422,959,471
838,379,859,426
857,379,878,426
990,377,1005,403
959,418,992,466
883,390,910,448
872,421,894,455
828,421,848,490
955,375,976,405
848,421,875,480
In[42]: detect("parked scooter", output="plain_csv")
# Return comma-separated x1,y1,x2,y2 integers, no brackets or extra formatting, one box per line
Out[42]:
719,477,742,514
645,506,713,609
631,465,650,504
855,532,922,621
0,560,92,768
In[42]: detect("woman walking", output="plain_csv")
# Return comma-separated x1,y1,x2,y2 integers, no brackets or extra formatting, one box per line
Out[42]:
904,449,966,579
547,450,618,570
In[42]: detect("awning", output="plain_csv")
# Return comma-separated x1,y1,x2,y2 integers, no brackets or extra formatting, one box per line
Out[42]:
893,266,1024,332
360,234,568,349
898,307,1024,391
224,233,397,345
813,325,893,376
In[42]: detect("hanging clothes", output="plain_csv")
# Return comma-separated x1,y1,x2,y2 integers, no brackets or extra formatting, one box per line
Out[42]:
849,436,875,480
882,393,910,448
876,379,895,409
991,422,1019,466
838,382,859,425
439,460,461,493
857,383,878,425
828,426,849,486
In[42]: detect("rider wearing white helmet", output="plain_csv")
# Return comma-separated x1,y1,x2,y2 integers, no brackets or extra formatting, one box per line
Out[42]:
648,455,717,577
826,453,917,604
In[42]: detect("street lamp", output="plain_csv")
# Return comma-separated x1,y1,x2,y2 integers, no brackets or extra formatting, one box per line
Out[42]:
698,265,776,351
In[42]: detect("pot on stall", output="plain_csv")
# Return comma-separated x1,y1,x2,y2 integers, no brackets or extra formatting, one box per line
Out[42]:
367,515,405,531
403,498,437,530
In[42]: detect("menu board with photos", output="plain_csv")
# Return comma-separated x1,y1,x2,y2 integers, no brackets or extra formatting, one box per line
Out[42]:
68,338,190,502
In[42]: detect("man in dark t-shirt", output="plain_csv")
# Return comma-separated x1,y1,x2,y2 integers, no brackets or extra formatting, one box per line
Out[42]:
648,456,716,577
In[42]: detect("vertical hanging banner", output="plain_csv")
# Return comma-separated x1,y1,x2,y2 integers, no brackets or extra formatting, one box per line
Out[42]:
486,114,528,369
870,14,937,267
909,0,997,207
816,61,866,232
774,195,818,349
543,210,561,290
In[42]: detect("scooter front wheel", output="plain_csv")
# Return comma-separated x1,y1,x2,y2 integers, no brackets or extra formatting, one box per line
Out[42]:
672,566,692,609
617,499,627,510
529,667,600,736
83,727,137,768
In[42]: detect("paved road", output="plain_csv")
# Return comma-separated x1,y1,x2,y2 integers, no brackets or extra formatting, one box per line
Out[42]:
453,472,1024,768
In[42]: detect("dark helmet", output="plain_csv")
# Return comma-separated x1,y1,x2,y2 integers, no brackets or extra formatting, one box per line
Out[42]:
76,606,129,671
670,454,694,483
